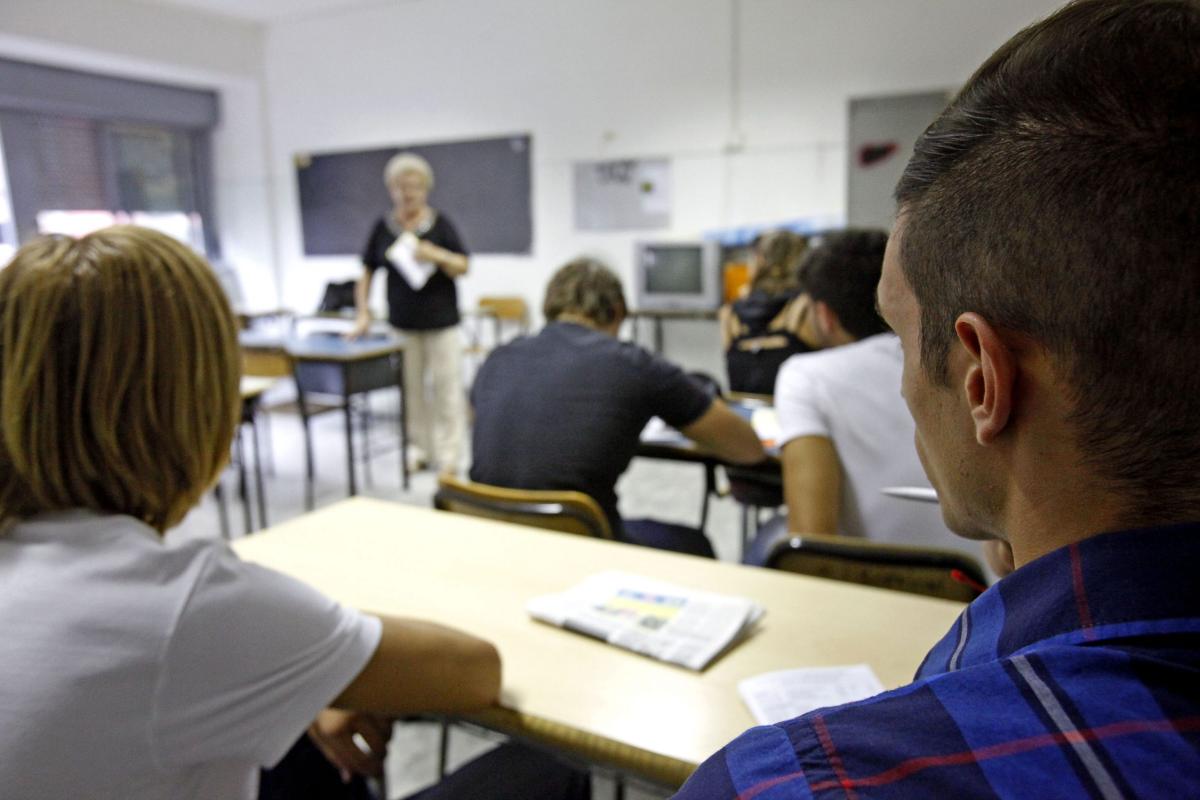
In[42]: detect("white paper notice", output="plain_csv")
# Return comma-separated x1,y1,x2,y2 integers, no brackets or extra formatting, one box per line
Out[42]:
386,231,437,290
637,160,672,216
738,664,885,725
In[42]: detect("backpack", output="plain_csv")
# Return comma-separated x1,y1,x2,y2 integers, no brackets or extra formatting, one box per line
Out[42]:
724,291,812,395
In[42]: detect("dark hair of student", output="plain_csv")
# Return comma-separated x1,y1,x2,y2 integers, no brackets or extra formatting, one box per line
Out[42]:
542,257,627,327
894,0,1200,518
799,229,890,341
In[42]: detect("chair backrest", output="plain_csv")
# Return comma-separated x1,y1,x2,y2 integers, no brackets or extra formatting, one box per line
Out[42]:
766,532,987,603
433,475,615,540
478,296,529,324
318,280,358,313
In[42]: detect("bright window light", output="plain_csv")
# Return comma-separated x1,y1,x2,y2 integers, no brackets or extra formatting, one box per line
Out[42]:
36,210,119,238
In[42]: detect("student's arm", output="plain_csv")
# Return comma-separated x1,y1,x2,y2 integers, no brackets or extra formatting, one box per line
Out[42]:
347,268,374,340
332,616,501,715
718,304,735,351
782,435,841,535
680,399,766,465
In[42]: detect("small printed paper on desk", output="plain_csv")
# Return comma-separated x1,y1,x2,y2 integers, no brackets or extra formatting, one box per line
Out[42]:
738,664,885,725
527,571,764,671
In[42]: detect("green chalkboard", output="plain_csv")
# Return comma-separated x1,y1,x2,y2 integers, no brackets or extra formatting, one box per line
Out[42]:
296,133,532,256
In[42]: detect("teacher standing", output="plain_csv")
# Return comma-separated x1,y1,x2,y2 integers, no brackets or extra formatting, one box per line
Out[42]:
350,152,469,474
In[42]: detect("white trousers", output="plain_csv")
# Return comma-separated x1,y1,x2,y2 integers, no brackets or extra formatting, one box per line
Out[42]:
401,325,464,472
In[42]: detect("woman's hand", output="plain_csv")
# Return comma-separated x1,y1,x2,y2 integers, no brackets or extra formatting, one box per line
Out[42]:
414,239,439,263
344,313,372,341
415,239,469,278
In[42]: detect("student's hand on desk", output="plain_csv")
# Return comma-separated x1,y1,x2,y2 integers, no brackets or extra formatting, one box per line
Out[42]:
307,708,393,782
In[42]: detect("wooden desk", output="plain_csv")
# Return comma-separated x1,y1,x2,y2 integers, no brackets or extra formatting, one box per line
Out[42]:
239,332,410,506
233,498,964,788
638,397,780,467
638,398,781,538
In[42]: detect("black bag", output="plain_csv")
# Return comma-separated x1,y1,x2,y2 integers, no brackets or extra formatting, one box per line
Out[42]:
317,280,358,313
725,291,812,395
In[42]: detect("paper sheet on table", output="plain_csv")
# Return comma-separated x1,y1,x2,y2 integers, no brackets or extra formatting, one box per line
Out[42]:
641,408,780,448
386,231,437,290
738,664,885,725
640,416,683,444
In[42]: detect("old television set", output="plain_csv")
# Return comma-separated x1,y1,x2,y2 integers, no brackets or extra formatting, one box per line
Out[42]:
632,240,721,311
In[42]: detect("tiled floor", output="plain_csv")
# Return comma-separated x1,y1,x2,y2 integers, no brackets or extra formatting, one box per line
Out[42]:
172,385,761,799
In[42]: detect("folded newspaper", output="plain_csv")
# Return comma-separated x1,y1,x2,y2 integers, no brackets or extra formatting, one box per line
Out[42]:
526,571,765,671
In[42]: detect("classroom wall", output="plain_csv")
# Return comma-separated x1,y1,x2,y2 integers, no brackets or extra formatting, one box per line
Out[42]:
0,0,1066,359
0,0,280,304
262,0,1065,328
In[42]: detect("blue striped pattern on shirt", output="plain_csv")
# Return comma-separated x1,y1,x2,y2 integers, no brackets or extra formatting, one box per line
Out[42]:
673,524,1200,798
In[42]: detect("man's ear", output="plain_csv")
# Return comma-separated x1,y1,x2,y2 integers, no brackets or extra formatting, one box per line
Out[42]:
954,312,1015,445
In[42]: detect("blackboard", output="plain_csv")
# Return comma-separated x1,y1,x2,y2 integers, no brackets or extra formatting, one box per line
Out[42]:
296,133,532,256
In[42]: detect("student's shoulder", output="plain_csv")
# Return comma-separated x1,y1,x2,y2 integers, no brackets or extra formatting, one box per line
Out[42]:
778,333,898,383
678,666,1007,799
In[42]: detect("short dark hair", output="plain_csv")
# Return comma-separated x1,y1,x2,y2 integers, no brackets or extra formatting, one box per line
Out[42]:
543,257,626,327
799,229,890,341
895,0,1200,518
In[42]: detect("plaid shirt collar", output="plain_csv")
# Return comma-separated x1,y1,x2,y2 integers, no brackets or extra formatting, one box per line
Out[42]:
917,521,1200,678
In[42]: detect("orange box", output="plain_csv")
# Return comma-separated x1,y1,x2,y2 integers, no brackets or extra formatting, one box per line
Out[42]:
723,262,750,303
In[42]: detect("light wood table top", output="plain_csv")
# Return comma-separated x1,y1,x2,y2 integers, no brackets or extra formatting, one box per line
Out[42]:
240,375,276,400
233,497,964,786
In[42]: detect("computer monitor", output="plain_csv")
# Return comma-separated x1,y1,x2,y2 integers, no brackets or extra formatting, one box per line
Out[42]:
632,241,720,311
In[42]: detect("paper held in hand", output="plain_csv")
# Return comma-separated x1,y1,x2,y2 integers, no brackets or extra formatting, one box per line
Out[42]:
526,571,765,671
386,231,437,290
738,664,885,725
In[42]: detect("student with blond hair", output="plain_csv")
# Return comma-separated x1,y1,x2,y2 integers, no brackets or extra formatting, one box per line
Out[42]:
719,229,813,395
0,227,508,798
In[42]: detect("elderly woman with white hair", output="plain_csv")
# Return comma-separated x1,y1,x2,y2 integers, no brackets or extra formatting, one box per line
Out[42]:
350,152,469,473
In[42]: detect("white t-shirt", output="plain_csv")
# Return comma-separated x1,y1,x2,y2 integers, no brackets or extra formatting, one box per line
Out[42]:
774,333,965,553
0,510,382,800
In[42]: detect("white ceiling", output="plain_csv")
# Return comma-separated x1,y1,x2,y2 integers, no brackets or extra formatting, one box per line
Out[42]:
138,0,419,24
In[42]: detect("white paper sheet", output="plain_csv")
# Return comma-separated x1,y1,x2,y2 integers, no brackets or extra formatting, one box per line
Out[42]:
738,664,885,725
386,231,437,290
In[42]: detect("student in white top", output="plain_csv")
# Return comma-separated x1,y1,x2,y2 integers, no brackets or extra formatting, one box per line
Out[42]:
765,230,972,560
0,228,500,800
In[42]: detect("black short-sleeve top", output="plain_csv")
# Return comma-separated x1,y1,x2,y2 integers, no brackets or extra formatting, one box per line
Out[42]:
468,322,714,537
361,211,469,331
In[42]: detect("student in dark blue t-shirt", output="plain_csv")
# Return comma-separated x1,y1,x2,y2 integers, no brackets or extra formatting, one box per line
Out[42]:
469,258,764,556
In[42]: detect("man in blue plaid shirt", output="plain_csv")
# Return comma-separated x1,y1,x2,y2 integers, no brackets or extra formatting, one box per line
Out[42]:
675,0,1200,797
